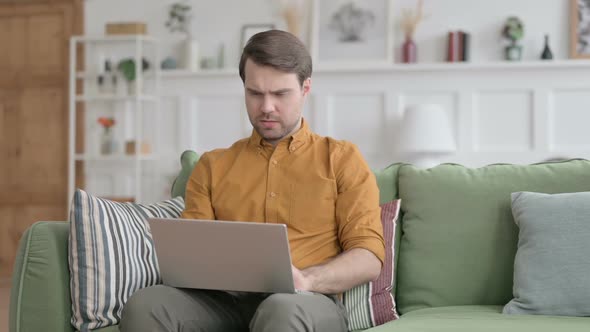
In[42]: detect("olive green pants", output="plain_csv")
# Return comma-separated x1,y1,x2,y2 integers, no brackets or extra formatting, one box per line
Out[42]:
119,285,348,332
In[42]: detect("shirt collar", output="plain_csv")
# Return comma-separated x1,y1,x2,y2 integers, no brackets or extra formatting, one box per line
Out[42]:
248,117,311,152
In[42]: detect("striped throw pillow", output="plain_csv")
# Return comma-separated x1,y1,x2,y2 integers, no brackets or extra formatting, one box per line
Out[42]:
68,189,184,331
343,199,401,330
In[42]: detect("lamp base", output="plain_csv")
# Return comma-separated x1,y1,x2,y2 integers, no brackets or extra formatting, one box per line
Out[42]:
407,154,444,169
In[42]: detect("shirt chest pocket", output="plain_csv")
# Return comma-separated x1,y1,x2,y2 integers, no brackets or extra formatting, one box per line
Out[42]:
289,178,337,232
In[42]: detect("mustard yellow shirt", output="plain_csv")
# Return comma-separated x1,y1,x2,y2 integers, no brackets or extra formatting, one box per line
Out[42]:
181,119,385,269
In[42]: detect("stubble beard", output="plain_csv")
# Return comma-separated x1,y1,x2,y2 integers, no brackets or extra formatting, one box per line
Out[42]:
255,115,301,145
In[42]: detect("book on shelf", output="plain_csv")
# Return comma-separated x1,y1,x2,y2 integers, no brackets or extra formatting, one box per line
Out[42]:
447,30,471,62
461,31,471,62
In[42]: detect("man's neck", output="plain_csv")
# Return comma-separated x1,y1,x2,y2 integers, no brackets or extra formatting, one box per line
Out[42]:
264,118,302,147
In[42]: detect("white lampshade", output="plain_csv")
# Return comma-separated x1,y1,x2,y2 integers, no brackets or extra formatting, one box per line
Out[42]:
398,104,456,153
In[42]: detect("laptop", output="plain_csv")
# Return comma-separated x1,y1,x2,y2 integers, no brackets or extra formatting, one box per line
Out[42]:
148,218,296,294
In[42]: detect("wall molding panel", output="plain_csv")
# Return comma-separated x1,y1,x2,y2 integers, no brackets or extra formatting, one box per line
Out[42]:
84,62,590,202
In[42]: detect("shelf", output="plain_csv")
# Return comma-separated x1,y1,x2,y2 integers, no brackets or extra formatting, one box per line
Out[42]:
314,59,590,73
74,154,158,161
158,60,590,79
76,70,158,80
161,68,238,78
72,35,157,43
75,94,158,102
69,34,161,206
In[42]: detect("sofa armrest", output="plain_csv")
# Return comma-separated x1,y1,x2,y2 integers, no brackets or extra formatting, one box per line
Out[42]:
10,221,74,332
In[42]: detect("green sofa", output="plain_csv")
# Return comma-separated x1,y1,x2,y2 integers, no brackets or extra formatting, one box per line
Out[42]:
9,153,590,331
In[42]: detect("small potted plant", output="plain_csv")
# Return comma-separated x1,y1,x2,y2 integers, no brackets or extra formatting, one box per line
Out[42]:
166,1,199,71
503,16,524,61
98,117,116,155
117,58,150,95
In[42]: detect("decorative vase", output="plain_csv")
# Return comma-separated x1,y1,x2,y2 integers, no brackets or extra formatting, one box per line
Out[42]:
505,44,522,61
541,34,553,60
100,128,116,155
402,37,417,63
183,37,200,71
127,81,137,95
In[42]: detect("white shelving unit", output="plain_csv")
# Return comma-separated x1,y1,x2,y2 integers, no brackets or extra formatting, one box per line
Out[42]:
68,35,161,206
158,59,590,78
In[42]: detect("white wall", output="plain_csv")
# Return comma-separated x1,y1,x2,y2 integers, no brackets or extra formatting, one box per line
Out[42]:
81,0,587,203
86,0,278,65
85,0,572,66
394,0,569,62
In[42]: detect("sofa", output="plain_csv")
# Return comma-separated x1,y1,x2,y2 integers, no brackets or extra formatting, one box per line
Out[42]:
9,153,590,332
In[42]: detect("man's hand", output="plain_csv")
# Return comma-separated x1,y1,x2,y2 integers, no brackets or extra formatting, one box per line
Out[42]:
292,264,312,291
291,248,381,294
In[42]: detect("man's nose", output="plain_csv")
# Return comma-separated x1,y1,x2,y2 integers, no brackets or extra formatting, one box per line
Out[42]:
261,95,274,113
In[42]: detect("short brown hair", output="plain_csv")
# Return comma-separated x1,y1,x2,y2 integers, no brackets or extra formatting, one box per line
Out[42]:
239,30,312,86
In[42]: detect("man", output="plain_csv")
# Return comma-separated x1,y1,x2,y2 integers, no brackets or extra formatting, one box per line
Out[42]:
120,30,384,332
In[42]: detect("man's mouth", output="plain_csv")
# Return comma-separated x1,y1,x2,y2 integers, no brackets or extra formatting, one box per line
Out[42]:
260,119,278,128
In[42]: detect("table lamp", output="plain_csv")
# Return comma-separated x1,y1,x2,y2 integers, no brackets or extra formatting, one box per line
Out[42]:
398,104,456,168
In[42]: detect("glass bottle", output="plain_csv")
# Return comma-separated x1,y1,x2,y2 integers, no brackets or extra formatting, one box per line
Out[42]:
100,127,115,155
541,34,553,60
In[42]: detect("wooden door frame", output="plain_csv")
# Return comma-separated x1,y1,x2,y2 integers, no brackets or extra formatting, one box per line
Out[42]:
1,0,84,213
0,0,84,279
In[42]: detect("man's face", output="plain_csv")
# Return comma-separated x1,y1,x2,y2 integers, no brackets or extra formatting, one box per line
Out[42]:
244,59,311,146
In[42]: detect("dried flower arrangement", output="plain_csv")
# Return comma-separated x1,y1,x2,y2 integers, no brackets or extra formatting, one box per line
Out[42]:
277,0,305,37
98,117,115,130
400,0,425,40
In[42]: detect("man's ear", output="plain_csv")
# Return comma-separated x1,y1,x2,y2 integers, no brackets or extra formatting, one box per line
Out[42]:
302,78,311,96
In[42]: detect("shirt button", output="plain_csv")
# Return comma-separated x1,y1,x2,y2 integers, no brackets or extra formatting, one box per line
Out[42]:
272,160,278,165
269,192,276,198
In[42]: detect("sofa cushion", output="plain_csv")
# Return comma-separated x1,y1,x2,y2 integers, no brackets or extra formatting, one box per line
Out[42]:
396,160,590,314
363,305,590,332
344,199,401,330
69,189,184,331
374,163,403,204
503,191,590,316
373,163,404,295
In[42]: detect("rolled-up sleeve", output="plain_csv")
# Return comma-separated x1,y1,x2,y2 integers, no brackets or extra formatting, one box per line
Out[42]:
334,143,385,264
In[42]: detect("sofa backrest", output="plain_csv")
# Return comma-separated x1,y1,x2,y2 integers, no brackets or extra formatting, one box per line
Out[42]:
395,160,590,314
171,150,200,199
171,150,403,204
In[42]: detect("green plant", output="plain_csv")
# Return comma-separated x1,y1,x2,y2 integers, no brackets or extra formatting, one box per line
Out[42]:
117,58,150,82
165,1,192,35
502,16,524,45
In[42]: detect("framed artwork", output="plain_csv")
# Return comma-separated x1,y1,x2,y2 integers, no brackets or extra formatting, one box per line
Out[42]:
570,0,590,58
310,0,394,65
240,24,275,50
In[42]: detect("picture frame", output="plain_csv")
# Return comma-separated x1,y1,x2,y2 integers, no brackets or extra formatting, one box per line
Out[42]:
240,24,276,50
310,0,394,65
570,0,590,58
